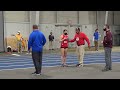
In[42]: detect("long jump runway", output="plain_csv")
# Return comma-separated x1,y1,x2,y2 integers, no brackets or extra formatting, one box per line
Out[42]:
0,52,120,71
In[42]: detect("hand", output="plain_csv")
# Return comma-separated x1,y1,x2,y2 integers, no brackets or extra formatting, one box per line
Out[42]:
88,46,91,49
28,50,30,53
26,50,31,55
62,38,66,41
104,25,106,29
11,34,15,36
101,41,103,44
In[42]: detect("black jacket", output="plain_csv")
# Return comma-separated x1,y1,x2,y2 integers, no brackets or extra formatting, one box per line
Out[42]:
49,35,54,41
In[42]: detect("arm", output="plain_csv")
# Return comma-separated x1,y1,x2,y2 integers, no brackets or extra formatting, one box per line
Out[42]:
99,32,101,38
69,35,76,42
28,34,33,51
53,36,54,40
104,32,112,43
11,34,17,38
11,34,15,36
48,35,50,40
42,34,46,46
59,35,64,42
84,33,90,47
93,33,95,41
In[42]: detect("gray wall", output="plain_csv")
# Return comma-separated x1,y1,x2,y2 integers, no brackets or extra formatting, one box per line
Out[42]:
97,11,113,25
39,11,56,24
57,11,78,24
114,11,120,25
2,11,120,51
0,11,4,52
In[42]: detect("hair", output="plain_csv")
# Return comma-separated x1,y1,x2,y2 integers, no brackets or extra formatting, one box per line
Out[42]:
77,28,80,31
76,28,80,31
33,25,38,29
95,29,98,32
106,24,109,29
63,29,67,33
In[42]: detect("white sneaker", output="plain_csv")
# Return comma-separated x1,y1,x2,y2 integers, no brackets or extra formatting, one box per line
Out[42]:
36,73,41,75
78,64,83,67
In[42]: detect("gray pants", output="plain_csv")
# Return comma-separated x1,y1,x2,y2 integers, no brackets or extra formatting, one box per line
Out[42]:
17,41,22,53
104,47,112,69
32,52,43,74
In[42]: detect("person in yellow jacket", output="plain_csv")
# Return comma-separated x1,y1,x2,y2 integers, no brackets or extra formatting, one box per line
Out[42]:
21,37,26,51
12,31,23,53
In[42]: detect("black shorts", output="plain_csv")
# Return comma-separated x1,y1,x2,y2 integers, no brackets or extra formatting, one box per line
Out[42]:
61,47,68,49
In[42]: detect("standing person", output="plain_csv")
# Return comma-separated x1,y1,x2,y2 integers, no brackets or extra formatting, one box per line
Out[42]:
69,28,90,67
28,25,46,75
93,29,101,51
102,25,113,72
21,37,26,51
60,29,69,67
48,32,54,50
12,31,23,53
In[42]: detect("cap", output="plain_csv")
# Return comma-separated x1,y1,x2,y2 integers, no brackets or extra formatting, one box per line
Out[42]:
18,31,20,33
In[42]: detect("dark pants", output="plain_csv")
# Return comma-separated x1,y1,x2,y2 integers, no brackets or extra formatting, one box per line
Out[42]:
94,40,99,51
104,47,112,69
32,52,43,74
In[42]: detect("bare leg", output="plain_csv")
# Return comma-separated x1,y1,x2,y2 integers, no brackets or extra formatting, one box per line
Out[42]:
64,48,68,66
61,48,65,66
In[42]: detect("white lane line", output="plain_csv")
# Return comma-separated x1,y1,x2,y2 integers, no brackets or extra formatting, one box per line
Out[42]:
11,54,21,56
0,58,120,64
0,59,120,67
1,62,120,71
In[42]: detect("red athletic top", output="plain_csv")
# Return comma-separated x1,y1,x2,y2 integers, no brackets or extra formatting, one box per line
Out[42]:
60,34,69,48
69,32,90,46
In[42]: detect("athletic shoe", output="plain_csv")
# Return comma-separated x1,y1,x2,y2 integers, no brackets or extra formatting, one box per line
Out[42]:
64,64,68,67
109,68,112,70
32,72,36,75
102,68,109,72
61,64,64,67
76,64,80,67
76,63,83,67
35,73,41,75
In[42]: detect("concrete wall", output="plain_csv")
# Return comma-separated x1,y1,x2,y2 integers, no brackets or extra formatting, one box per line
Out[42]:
114,11,120,25
79,11,89,24
4,22,30,50
0,11,4,52
39,11,56,24
97,11,113,25
2,11,120,51
78,11,97,24
5,11,29,22
57,11,78,24
4,11,30,51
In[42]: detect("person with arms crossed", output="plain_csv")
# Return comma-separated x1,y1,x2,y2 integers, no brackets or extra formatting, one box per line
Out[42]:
102,24,113,72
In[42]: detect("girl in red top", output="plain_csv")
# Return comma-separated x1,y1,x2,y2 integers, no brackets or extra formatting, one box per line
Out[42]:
60,29,69,67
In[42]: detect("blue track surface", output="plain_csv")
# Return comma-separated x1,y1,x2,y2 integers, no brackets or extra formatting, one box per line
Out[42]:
0,52,120,70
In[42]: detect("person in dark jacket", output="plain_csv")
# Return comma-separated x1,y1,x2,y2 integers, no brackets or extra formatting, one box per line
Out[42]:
49,32,54,50
28,25,46,75
48,32,54,50
102,24,113,72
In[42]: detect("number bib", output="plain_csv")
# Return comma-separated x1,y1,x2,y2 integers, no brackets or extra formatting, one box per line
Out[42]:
76,37,79,41
64,41,67,43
